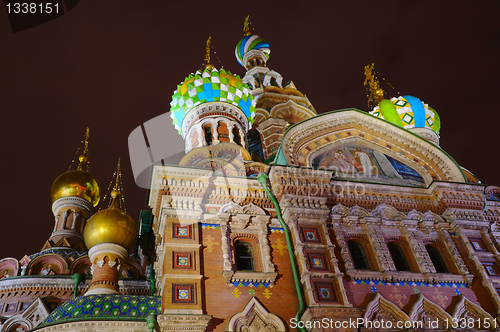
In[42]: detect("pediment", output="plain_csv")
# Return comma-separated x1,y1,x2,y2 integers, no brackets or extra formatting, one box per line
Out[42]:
408,294,453,329
364,292,410,325
278,110,465,186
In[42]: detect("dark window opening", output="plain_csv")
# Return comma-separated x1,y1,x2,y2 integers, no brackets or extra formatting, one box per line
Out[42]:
235,241,254,271
426,245,448,273
233,126,241,146
348,241,370,270
388,242,410,272
247,129,264,161
204,126,213,146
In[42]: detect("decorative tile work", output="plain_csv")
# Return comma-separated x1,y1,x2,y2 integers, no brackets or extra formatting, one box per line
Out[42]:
42,295,160,326
308,253,328,271
173,252,192,269
203,235,219,253
470,238,487,252
232,288,242,298
270,227,284,233
352,279,468,288
231,282,271,288
301,227,321,243
483,263,500,276
172,284,195,304
262,289,272,299
313,282,336,302
172,223,193,239
201,223,220,230
271,238,287,256
29,249,87,261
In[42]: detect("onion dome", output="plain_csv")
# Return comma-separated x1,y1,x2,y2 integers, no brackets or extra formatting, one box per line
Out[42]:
83,189,137,250
170,64,256,135
51,128,101,207
235,16,270,68
235,34,270,67
370,96,441,134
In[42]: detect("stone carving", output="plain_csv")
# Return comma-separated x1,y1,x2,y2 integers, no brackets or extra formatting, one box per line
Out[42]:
452,295,495,329
364,293,410,326
408,294,453,329
227,297,286,332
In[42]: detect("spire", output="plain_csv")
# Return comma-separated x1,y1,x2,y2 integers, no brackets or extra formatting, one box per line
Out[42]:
243,15,251,36
204,36,214,71
364,63,385,108
76,127,90,172
110,158,124,210
100,158,126,211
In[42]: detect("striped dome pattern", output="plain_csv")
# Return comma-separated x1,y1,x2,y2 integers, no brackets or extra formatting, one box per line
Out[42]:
170,67,256,135
370,95,441,134
235,34,270,67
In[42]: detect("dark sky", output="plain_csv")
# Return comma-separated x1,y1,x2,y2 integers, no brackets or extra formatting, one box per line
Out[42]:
1,1,499,260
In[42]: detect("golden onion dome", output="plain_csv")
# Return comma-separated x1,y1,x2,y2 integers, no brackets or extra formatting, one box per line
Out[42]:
51,155,101,207
83,190,137,250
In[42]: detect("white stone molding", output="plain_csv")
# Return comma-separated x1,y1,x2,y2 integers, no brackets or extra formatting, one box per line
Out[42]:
51,196,93,219
452,295,496,328
0,298,49,332
227,297,287,332
363,292,410,326
408,294,453,329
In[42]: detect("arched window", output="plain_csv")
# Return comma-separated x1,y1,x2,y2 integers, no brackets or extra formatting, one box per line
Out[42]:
348,241,370,270
204,125,213,146
233,126,241,146
388,242,410,272
426,245,448,273
235,241,255,271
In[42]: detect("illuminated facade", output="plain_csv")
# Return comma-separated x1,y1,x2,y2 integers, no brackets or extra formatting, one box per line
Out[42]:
2,20,500,332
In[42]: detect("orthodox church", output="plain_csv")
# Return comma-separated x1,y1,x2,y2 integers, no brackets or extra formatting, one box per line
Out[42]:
2,18,500,332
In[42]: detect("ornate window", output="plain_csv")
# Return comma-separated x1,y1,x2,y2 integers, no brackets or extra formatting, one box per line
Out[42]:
388,242,410,272
425,245,448,273
218,202,277,285
348,240,370,270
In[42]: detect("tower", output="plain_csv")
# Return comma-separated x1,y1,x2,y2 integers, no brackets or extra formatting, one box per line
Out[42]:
235,16,317,162
47,128,101,251
83,166,137,295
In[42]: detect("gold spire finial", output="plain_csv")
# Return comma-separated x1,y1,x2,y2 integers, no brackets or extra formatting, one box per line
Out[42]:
364,63,385,107
77,127,90,171
204,36,214,71
243,15,251,36
110,158,123,209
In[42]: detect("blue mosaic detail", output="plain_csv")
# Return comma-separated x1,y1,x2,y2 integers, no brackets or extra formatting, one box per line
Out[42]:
201,223,220,229
30,249,88,260
232,282,270,288
41,294,161,327
270,227,284,233
353,279,468,289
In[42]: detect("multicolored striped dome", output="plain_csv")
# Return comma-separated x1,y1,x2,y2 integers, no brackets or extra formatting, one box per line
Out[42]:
235,34,270,67
370,95,441,134
170,67,256,135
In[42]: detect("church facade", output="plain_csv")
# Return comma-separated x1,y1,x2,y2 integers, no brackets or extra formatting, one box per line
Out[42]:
2,21,500,332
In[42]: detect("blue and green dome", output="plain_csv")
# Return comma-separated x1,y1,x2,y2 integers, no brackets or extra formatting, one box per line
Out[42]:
170,67,256,135
370,95,441,134
41,294,160,327
235,34,270,67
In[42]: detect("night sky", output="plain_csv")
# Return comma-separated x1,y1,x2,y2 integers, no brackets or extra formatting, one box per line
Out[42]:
1,1,499,260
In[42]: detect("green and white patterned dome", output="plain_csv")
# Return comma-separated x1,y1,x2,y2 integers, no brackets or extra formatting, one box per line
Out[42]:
370,95,441,134
170,67,256,135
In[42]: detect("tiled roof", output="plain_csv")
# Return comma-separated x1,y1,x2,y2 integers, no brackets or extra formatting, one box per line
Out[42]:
41,294,160,327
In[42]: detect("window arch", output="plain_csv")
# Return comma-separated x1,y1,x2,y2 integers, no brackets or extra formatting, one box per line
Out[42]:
235,240,255,271
348,240,370,270
204,125,213,146
387,242,410,272
426,245,449,273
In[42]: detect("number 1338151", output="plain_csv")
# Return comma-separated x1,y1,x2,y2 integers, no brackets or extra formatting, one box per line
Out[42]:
6,3,59,14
